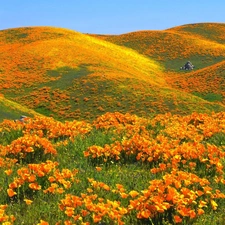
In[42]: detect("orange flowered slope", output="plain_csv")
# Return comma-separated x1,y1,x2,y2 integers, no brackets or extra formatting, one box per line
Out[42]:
91,22,225,68
0,26,164,90
0,26,166,120
0,25,225,121
167,22,225,44
166,60,225,104
90,22,225,114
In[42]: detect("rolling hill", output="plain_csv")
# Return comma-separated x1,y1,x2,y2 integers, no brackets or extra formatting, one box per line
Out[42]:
1,23,225,225
0,23,225,121
91,22,225,107
91,23,225,71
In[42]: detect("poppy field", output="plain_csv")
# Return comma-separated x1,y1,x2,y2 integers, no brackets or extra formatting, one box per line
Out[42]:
93,23,225,107
1,24,225,123
1,111,225,224
1,22,225,224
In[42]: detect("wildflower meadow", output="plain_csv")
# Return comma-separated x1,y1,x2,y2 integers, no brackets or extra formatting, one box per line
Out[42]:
1,112,225,224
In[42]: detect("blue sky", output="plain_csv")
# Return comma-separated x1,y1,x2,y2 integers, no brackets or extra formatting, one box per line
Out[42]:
1,0,225,34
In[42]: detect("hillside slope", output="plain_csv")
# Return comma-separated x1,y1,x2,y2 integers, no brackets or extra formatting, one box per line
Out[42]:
0,26,164,88
0,95,40,121
91,23,225,71
166,60,225,104
0,25,224,121
91,23,225,108
167,22,225,44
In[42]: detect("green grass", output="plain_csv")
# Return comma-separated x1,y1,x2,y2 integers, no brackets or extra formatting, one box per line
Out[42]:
35,106,53,117
163,55,225,72
193,92,223,102
46,65,92,90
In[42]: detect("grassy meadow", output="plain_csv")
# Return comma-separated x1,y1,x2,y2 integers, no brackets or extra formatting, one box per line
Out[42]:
1,22,225,224
1,112,225,225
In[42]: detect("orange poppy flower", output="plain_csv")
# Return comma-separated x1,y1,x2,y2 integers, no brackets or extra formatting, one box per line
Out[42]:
37,220,49,225
57,188,65,194
29,182,41,190
0,204,7,210
81,209,89,217
65,207,74,217
27,174,36,182
4,169,12,176
116,184,124,189
198,200,207,208
64,220,73,225
197,208,205,215
83,151,90,157
7,188,17,197
102,184,110,191
24,198,33,205
87,188,93,193
93,214,102,223
120,193,128,199
189,210,196,219
95,166,102,172
129,190,139,198
211,200,218,210
174,215,182,223
9,181,18,189
196,190,204,197
48,176,55,183
81,222,90,225
140,209,151,219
